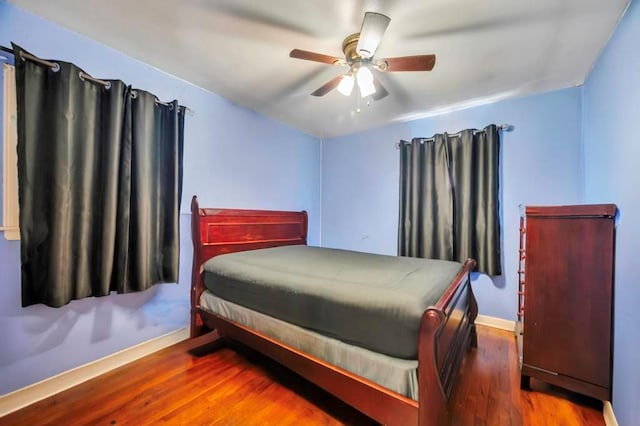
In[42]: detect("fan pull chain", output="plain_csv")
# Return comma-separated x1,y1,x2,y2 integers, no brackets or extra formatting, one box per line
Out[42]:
354,95,372,113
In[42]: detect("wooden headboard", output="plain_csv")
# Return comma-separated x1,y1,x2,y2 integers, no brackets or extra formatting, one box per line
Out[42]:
190,195,308,336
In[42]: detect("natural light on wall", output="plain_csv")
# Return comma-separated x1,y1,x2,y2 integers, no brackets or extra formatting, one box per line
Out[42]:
2,63,19,240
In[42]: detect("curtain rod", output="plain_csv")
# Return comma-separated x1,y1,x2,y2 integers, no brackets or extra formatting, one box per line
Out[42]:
395,123,512,149
0,44,194,115
2,45,62,73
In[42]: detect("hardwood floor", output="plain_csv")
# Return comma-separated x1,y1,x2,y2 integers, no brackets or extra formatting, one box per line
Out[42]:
1,325,604,425
450,327,603,426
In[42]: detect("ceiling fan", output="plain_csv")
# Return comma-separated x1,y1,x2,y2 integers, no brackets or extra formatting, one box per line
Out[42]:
289,12,436,101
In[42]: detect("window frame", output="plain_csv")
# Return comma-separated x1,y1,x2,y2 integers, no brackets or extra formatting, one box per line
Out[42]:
1,63,19,240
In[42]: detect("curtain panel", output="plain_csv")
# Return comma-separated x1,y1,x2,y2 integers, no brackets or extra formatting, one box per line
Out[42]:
398,124,501,275
13,44,185,307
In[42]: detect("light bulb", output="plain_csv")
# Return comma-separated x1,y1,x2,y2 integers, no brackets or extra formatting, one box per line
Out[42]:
356,66,376,98
337,74,354,96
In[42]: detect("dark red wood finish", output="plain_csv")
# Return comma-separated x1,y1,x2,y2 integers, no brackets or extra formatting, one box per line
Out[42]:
525,204,616,218
190,196,478,425
521,204,616,401
190,197,307,337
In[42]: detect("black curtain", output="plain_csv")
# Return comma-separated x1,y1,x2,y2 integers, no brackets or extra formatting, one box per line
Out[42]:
114,90,184,294
13,44,185,307
398,124,501,275
398,133,453,260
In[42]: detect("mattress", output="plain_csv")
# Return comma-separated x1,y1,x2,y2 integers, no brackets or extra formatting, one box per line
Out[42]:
200,292,420,400
203,245,464,359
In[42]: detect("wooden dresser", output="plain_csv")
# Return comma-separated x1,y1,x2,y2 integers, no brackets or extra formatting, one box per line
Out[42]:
520,204,616,401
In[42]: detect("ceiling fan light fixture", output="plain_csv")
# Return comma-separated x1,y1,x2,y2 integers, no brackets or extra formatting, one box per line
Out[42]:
290,11,435,101
337,74,355,96
359,80,376,98
356,66,376,97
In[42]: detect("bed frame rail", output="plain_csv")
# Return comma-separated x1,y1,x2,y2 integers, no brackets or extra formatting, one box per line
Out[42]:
201,311,419,425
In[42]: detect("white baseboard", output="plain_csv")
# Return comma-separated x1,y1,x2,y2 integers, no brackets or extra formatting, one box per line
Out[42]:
0,327,189,417
475,314,516,332
603,401,618,426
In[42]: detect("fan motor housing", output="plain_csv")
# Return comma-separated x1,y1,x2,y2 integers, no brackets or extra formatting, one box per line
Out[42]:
342,33,361,62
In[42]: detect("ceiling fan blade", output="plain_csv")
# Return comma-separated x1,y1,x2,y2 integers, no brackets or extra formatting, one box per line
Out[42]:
379,54,436,72
311,75,344,96
372,75,389,101
214,4,320,37
290,49,344,65
356,12,391,58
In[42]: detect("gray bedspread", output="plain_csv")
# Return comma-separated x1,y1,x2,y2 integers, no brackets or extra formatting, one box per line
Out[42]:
203,245,464,359
200,292,420,399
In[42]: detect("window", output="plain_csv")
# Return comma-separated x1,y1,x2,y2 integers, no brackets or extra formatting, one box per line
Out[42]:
1,63,19,240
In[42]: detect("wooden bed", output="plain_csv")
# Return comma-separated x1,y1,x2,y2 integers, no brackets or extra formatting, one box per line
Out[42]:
190,196,478,425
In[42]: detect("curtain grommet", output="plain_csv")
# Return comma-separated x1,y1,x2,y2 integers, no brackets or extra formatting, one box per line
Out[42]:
131,90,138,99
51,63,60,73
105,81,111,90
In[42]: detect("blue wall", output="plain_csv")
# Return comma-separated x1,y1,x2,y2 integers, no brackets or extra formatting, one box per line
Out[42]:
583,0,640,423
0,1,320,395
2,0,636,421
321,88,584,321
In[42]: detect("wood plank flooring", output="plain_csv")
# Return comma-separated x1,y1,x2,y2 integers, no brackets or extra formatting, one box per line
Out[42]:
450,327,603,425
1,326,604,425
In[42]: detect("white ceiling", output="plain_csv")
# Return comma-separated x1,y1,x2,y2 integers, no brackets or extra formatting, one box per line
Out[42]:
7,0,630,138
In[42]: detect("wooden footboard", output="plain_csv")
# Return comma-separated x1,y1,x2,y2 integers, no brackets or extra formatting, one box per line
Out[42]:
419,259,478,425
190,196,478,425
